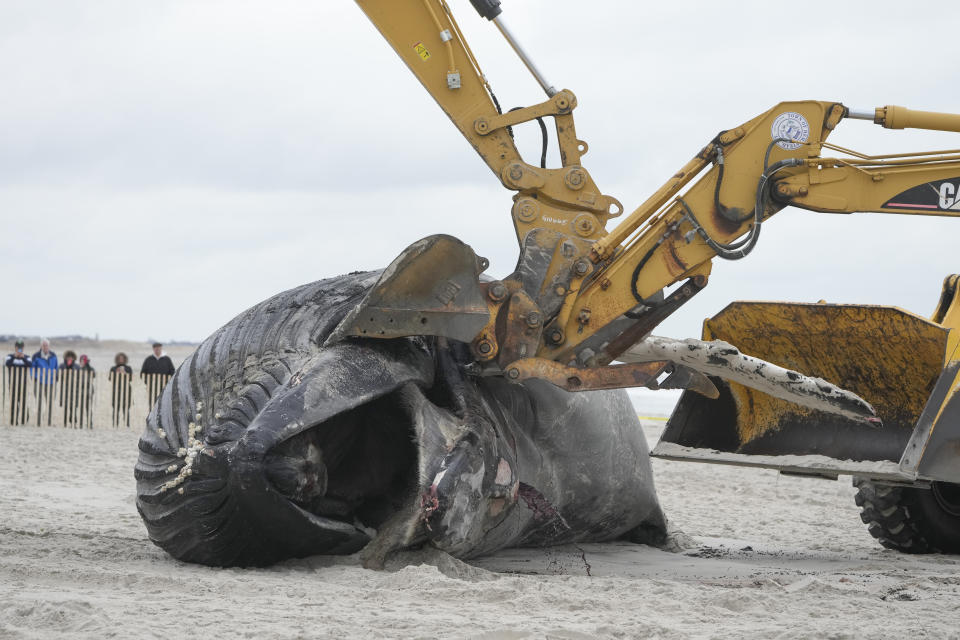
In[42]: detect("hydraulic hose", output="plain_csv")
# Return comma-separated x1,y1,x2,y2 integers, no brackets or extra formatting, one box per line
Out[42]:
682,158,803,261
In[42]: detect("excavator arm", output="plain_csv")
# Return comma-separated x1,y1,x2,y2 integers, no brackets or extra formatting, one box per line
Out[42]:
340,0,960,422
355,0,622,246
544,103,960,368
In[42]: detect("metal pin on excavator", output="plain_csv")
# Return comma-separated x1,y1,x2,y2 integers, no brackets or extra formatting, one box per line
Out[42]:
336,0,960,553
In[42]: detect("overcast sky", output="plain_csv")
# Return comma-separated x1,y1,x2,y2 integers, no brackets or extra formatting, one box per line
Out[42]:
2,1,959,345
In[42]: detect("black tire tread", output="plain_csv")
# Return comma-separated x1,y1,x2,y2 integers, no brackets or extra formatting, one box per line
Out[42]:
854,478,942,554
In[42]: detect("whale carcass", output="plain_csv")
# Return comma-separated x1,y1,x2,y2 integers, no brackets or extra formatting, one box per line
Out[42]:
134,271,667,567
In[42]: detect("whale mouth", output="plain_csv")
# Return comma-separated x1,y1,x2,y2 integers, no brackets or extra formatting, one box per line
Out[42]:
263,388,421,533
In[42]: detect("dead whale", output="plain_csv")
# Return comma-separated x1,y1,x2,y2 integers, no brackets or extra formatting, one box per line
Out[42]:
134,271,667,567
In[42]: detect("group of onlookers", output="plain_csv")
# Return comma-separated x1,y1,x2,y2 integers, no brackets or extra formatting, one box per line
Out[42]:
3,339,94,379
4,340,179,427
4,340,176,378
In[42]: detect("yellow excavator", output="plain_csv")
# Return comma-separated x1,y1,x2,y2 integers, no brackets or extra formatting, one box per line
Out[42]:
343,0,960,553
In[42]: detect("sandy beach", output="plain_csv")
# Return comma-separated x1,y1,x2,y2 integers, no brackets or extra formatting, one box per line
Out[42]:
2,419,958,639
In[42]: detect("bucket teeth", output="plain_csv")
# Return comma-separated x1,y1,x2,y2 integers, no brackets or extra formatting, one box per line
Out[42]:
655,365,719,399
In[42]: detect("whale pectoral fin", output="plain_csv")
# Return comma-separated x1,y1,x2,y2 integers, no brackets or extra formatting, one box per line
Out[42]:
326,234,491,346
622,335,879,424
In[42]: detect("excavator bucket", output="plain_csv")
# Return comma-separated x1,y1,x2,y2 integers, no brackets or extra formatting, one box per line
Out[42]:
326,234,491,346
654,300,960,483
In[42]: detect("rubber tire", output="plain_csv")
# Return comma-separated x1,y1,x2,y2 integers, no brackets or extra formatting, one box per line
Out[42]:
854,478,960,554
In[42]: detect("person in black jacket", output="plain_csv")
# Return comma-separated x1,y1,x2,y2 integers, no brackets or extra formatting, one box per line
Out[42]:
141,343,175,411
4,340,31,369
78,354,95,377
59,350,79,371
109,352,134,427
141,343,175,377
5,340,31,424
109,352,132,376
77,354,96,427
58,350,81,426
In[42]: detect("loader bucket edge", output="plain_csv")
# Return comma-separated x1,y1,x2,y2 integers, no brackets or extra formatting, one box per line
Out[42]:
654,301,951,482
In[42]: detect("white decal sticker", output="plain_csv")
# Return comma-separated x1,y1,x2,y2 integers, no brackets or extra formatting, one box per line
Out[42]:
771,112,810,150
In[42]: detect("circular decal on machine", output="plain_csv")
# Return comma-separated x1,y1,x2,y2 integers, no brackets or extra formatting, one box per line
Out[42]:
770,112,810,150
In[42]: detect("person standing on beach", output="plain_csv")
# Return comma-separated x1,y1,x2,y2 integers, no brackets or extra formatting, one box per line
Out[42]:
59,350,79,371
5,340,31,369
141,343,175,377
78,354,95,377
31,339,59,385
141,343,175,409
58,350,81,426
77,354,96,427
4,340,32,424
109,353,134,427
30,339,59,424
109,353,132,377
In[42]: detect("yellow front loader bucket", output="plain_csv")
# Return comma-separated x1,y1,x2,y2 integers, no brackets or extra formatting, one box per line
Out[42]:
654,295,960,484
